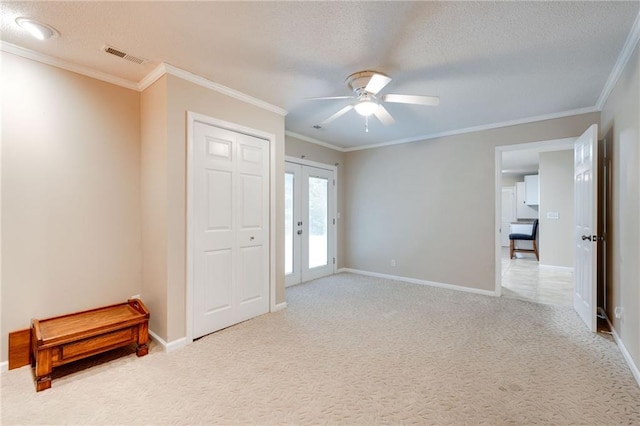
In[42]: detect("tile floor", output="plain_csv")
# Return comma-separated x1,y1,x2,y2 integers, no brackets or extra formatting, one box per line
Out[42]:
500,247,574,306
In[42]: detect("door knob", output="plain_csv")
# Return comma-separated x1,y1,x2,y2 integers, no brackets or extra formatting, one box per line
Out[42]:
581,235,596,241
250,236,255,241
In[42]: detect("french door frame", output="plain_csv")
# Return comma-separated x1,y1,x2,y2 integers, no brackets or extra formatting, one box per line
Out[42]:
285,156,338,286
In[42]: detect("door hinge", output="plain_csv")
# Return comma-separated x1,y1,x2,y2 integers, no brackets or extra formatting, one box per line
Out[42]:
333,257,336,265
333,179,336,186
333,218,336,225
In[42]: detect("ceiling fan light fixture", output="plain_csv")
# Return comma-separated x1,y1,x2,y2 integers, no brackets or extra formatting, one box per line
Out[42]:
354,100,379,117
15,17,59,40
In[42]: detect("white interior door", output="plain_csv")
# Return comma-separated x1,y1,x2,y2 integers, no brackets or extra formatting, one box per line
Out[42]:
192,121,269,339
285,162,335,286
574,124,598,332
501,186,516,247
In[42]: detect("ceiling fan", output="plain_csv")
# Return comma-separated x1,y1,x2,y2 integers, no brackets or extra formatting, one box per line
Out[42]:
308,70,440,128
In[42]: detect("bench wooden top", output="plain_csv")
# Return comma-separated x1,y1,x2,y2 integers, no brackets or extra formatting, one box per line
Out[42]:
33,299,149,347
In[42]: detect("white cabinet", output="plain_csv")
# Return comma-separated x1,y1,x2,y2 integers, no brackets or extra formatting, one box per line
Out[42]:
516,181,538,219
524,174,539,205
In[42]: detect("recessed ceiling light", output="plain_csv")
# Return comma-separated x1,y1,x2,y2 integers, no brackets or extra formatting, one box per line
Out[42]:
15,17,59,40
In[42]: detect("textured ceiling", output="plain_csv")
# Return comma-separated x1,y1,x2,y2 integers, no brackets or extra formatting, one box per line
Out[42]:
1,1,638,149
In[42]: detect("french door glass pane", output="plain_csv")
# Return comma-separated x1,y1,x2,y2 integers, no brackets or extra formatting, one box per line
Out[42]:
308,176,328,268
284,173,294,275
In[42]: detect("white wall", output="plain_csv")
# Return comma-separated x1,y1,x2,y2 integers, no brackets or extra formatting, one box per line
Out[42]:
539,150,574,267
1,52,142,363
600,41,640,374
344,112,600,291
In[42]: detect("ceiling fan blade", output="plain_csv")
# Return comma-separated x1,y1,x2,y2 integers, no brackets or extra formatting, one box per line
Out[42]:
365,73,392,95
382,94,440,106
306,96,355,101
374,104,395,126
320,104,354,125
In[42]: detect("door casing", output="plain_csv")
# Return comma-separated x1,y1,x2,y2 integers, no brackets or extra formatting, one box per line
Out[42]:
494,137,577,296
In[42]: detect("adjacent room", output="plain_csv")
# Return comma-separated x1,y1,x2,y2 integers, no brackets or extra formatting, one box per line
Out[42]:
2,2,639,424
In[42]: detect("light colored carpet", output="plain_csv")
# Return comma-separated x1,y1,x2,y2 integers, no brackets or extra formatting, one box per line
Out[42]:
2,273,639,425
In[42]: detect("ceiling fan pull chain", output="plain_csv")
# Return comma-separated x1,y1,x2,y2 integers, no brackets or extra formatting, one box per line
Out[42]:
365,116,369,133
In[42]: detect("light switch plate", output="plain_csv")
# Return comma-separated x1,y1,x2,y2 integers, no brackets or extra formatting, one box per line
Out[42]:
546,211,559,220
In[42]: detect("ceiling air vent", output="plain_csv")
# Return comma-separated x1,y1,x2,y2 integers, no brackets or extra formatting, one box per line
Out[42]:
103,45,146,65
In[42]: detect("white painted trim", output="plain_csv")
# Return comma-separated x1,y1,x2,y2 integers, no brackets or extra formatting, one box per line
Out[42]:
596,10,640,109
339,268,496,297
498,137,576,153
186,112,278,343
160,64,287,116
599,309,640,388
0,41,139,91
495,148,503,297
1,42,288,118
285,155,336,171
494,136,580,297
285,131,346,152
148,330,188,353
0,361,8,373
138,63,166,91
343,107,598,152
273,302,288,312
269,120,278,315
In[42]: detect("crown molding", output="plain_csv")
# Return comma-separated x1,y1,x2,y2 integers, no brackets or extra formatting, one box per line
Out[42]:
1,42,288,116
151,63,288,116
0,41,139,91
285,131,346,152
342,106,599,152
137,63,167,91
596,10,640,109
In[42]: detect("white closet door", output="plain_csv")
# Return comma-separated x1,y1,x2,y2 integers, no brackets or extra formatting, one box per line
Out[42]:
193,121,269,339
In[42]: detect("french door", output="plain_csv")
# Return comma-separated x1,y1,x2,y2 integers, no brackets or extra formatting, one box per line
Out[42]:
285,161,335,286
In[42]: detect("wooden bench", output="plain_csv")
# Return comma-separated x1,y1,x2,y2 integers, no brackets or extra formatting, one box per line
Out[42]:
30,299,149,391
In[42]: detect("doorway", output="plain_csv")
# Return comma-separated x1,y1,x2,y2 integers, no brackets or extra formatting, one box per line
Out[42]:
285,159,336,286
495,137,576,306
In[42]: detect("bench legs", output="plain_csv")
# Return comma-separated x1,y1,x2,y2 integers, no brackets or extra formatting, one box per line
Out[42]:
35,348,52,392
136,322,149,357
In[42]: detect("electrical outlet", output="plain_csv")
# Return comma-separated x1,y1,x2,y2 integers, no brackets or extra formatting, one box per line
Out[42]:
614,307,624,319
391,259,396,267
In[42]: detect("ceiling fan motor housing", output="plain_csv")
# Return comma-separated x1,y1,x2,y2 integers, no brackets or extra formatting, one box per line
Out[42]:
346,70,387,95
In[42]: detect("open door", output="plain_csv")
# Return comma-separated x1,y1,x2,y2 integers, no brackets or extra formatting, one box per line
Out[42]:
574,124,598,332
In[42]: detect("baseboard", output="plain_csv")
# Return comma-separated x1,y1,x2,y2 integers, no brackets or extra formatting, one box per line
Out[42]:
0,360,8,373
148,330,188,353
599,308,640,387
338,268,496,297
272,302,287,312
